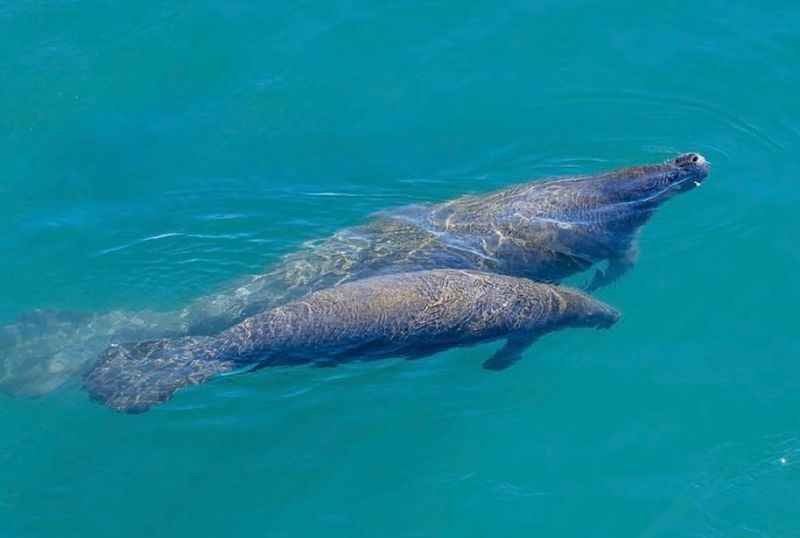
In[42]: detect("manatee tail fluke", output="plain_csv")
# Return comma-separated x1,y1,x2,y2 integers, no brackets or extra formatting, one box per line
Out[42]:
83,336,237,414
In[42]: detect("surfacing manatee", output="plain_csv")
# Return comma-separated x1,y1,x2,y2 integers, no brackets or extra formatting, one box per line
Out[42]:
182,152,710,330
3,153,708,396
84,270,619,413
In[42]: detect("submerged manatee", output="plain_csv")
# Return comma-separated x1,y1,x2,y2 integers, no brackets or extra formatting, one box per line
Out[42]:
84,270,619,413
3,153,708,396
0,309,186,397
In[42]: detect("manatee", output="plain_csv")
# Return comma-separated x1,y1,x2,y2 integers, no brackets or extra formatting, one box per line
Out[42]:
3,153,707,396
0,309,187,397
83,269,619,413
181,152,710,331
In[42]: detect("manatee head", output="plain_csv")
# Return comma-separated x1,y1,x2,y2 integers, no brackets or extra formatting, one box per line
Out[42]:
551,287,621,330
600,152,710,206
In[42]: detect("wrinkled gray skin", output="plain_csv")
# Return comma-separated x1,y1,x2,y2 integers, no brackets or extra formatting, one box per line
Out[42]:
2,153,709,397
84,269,620,413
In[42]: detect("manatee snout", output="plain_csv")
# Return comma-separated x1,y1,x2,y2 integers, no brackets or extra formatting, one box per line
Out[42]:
556,288,620,330
590,303,621,329
578,299,620,330
672,152,710,188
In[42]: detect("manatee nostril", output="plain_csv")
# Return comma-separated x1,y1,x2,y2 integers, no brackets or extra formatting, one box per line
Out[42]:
674,152,707,168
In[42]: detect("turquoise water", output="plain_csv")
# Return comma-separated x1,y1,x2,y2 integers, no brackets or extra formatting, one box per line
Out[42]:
2,1,799,536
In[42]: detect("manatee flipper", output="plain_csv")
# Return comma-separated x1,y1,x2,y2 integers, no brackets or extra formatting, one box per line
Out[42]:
586,244,638,292
83,337,237,414
482,334,538,371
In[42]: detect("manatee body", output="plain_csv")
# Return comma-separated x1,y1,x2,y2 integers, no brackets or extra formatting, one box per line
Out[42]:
0,309,187,396
3,154,708,397
183,152,710,332
84,269,619,413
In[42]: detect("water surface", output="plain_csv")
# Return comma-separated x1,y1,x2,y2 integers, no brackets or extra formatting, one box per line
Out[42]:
2,1,799,537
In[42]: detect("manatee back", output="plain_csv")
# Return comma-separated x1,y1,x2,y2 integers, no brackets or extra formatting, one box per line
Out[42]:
386,179,627,281
234,270,583,361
